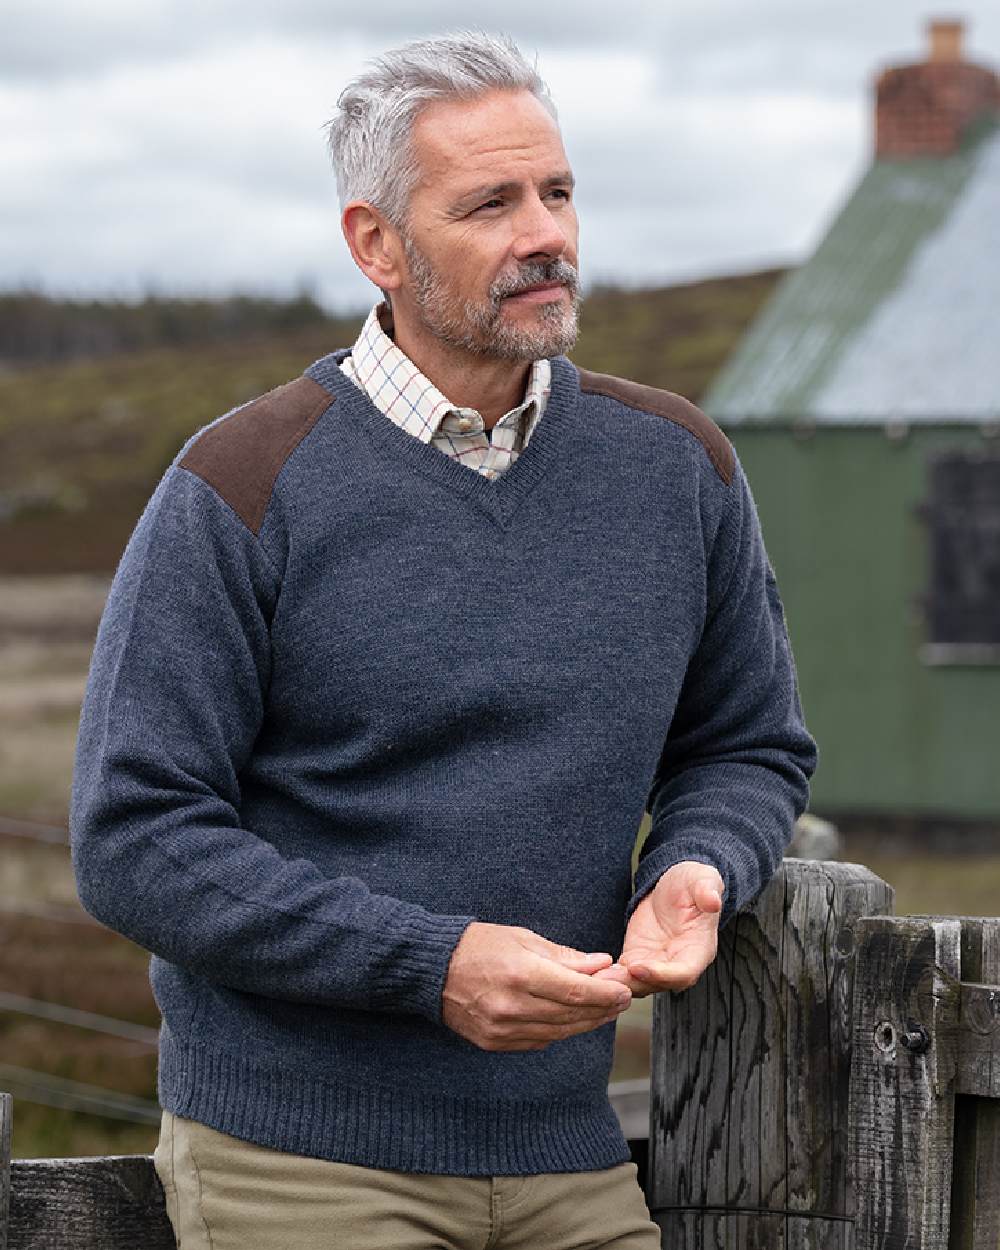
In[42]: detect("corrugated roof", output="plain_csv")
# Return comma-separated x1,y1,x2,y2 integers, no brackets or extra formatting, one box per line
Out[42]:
703,119,1000,423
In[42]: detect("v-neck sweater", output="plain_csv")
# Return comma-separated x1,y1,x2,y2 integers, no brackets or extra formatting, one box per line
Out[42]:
70,350,816,1176
339,303,550,478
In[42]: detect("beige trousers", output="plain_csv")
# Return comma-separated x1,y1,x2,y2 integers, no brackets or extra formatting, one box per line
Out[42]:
153,1111,660,1250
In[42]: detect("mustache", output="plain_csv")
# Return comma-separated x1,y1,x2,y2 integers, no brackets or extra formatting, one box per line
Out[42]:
490,260,580,303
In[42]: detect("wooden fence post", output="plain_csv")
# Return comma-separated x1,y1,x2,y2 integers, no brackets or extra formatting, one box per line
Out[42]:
950,917,1000,1248
5,1156,175,1250
849,915,961,1247
647,857,893,1246
1,1091,10,1250
850,915,1000,1247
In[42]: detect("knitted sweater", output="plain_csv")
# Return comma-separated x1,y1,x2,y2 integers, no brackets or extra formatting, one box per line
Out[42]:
70,351,817,1176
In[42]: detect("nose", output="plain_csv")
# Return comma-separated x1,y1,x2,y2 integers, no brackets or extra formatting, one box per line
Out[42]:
511,193,569,263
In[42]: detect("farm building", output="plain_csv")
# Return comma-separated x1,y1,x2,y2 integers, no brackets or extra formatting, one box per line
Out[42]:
703,20,1000,829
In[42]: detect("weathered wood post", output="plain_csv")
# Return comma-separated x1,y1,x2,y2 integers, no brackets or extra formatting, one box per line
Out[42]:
647,857,893,1246
849,914,1000,1247
1,1091,10,1250
952,918,1000,1248
5,1155,175,1250
849,915,960,1246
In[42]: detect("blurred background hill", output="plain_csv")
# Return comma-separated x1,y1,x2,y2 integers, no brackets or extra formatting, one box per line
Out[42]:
0,269,782,574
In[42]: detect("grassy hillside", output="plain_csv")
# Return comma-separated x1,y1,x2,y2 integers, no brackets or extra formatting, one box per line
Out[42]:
573,269,784,399
0,270,784,574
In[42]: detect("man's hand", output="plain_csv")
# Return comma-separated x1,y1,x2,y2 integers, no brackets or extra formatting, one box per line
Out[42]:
594,861,724,998
442,922,633,1052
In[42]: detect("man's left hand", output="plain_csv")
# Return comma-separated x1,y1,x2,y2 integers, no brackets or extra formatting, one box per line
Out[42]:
593,861,725,997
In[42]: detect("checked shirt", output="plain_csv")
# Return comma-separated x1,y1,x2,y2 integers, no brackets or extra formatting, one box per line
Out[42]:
340,304,551,480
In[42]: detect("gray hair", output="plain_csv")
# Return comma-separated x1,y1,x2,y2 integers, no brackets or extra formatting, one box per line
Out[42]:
325,31,558,229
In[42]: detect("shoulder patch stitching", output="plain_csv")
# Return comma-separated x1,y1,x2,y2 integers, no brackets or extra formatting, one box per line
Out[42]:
577,368,734,485
179,376,334,534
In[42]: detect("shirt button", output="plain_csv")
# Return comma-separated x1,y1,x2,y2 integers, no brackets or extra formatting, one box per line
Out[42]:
457,416,473,432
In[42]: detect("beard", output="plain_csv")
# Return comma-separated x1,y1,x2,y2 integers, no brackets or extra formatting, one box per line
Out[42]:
401,236,580,361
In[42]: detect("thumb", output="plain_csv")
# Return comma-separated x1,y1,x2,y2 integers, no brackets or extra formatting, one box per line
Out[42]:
692,877,725,914
525,934,613,972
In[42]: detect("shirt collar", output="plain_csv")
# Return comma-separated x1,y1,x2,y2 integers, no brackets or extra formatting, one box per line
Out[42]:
345,303,551,445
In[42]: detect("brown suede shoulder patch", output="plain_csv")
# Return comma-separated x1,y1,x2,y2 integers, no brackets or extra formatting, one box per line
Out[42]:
179,376,334,534
577,367,734,486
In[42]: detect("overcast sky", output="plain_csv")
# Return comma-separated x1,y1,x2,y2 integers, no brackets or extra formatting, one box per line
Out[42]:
3,1,999,311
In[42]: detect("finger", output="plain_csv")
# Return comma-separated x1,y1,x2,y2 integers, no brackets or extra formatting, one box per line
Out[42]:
569,951,615,971
623,957,706,990
530,940,615,973
692,878,724,914
492,1010,623,1049
592,962,676,996
515,990,632,1026
525,956,634,1012
590,962,631,985
592,963,658,996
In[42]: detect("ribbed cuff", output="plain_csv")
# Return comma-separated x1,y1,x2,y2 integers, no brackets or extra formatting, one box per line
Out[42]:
372,908,476,1025
626,838,738,927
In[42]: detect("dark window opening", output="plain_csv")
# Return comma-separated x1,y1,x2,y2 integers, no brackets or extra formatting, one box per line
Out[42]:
920,450,1000,663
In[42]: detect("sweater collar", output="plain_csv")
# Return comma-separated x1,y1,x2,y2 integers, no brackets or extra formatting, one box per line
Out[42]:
305,349,581,531
342,303,551,448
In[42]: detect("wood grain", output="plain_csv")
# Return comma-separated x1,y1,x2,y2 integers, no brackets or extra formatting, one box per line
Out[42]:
6,1156,174,1250
650,858,893,1246
849,915,962,1248
955,982,1000,1098
652,1211,853,1248
949,918,1000,1250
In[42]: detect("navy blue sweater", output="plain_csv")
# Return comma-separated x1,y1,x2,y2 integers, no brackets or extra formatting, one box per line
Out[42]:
70,352,816,1175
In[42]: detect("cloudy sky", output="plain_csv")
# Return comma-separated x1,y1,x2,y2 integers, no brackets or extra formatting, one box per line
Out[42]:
4,1,999,311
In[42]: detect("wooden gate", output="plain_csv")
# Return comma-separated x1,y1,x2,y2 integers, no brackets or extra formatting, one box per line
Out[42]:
3,859,1000,1247
648,859,1000,1246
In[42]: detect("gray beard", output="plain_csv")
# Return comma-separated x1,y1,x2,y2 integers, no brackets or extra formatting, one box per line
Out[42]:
403,238,580,361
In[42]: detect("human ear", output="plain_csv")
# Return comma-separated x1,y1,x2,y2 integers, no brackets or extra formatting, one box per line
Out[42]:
341,202,405,293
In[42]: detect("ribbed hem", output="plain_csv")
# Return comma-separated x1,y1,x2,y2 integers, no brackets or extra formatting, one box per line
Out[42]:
158,1031,630,1176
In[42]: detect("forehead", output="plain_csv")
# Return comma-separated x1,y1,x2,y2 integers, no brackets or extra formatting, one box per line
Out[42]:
410,89,569,193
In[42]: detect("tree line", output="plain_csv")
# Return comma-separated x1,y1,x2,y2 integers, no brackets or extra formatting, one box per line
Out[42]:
0,291,344,366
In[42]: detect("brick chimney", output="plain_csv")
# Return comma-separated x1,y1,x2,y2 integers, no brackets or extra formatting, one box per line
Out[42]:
928,18,964,64
875,18,1000,159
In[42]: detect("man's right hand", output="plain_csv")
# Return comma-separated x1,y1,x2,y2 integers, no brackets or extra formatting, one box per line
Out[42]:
441,921,633,1052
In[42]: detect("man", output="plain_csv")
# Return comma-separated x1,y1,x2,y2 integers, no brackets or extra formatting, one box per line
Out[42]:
71,30,816,1250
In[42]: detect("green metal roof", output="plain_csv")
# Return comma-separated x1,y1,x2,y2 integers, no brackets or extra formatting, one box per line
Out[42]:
703,118,1000,423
